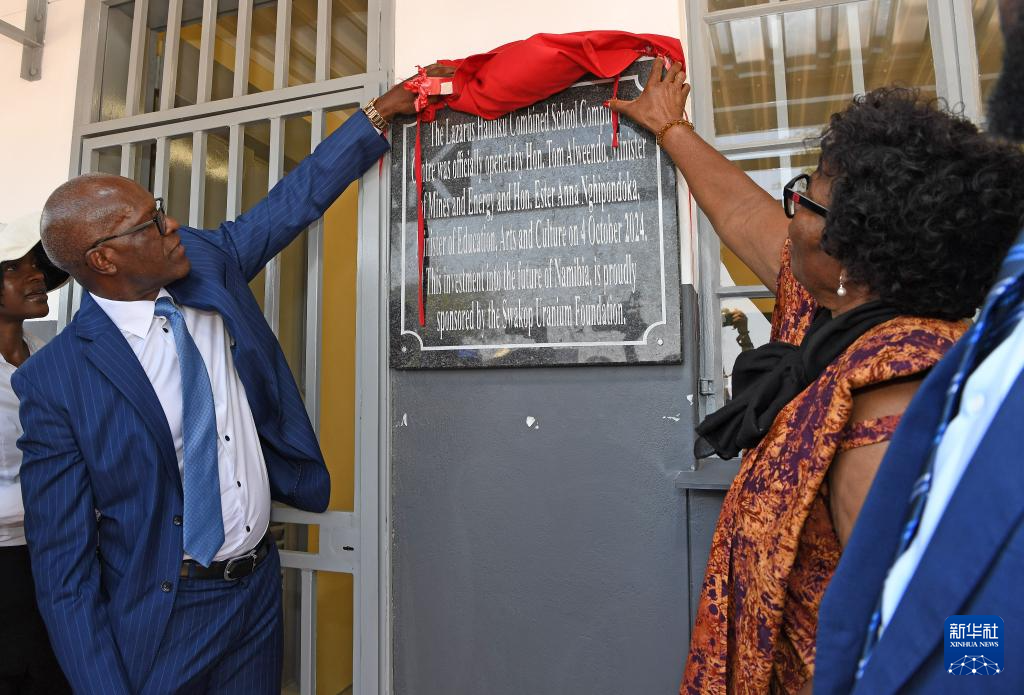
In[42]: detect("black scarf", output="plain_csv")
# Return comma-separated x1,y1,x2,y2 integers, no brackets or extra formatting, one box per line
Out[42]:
694,301,900,460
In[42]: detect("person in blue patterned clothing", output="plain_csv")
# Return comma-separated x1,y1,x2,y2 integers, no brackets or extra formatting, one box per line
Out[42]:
814,0,1024,692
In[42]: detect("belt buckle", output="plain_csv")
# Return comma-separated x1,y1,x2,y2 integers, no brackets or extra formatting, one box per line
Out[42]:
223,549,258,581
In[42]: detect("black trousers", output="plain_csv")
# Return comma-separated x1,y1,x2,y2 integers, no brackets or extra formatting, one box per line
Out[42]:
0,545,70,695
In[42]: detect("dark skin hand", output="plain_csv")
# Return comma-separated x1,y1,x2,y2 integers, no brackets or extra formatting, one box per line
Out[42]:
372,63,456,122
609,61,788,291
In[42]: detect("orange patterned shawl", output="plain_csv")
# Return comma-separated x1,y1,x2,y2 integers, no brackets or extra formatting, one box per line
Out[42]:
681,244,967,694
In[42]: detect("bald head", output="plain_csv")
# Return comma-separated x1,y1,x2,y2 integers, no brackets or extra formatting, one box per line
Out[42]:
41,174,190,300
41,173,148,277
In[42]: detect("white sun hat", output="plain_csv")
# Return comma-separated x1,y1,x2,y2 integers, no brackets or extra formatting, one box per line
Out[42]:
0,211,70,290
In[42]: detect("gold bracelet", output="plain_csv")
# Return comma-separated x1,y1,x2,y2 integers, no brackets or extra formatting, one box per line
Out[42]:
362,97,389,131
656,117,694,147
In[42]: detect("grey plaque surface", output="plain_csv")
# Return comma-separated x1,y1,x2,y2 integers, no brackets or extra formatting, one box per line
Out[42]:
389,57,682,368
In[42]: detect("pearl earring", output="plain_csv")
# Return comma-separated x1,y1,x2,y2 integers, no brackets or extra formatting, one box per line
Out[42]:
837,272,847,297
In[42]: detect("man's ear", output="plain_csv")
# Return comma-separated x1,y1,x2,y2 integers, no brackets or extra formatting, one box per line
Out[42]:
85,247,117,276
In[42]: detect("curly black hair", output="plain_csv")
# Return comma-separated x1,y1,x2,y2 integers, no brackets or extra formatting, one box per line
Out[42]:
817,87,1024,320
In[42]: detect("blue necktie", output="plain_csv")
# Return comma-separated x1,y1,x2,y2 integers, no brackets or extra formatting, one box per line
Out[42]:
857,229,1024,678
154,297,224,567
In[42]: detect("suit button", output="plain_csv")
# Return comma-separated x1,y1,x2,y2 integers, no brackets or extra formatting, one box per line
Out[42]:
172,515,183,526
160,581,172,593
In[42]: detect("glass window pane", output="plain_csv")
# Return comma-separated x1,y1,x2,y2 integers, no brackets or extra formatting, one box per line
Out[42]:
709,0,768,13
142,2,240,111
973,0,1004,114
211,9,239,101
132,140,158,190
709,17,779,137
142,20,164,114
241,121,272,308
93,146,123,175
202,128,231,228
320,107,358,513
278,114,313,392
248,1,278,94
166,135,194,223
176,19,202,107
330,0,367,78
710,0,936,140
719,151,818,286
99,2,135,121
857,0,936,97
720,297,776,400
288,0,317,86
783,6,854,129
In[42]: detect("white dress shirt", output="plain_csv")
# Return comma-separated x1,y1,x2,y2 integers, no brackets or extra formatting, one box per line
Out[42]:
880,317,1024,629
0,332,43,547
91,290,271,561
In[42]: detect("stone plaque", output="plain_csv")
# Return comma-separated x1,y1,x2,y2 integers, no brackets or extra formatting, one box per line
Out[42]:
389,57,682,368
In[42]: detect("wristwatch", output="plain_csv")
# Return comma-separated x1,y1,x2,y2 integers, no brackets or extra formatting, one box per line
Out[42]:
362,97,389,131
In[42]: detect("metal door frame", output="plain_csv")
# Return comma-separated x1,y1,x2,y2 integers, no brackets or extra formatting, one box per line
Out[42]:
65,0,396,692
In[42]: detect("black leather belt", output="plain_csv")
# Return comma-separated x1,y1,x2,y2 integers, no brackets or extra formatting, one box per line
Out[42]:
179,533,272,581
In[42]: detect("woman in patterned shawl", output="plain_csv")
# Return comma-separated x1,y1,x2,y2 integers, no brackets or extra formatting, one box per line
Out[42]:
610,66,1024,693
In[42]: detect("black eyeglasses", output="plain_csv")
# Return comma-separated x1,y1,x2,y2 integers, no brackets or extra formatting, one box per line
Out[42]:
86,197,168,254
782,174,829,219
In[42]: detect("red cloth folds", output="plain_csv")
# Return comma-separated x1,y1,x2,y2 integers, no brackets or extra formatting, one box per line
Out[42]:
431,31,684,121
611,73,621,147
408,31,685,327
403,65,435,114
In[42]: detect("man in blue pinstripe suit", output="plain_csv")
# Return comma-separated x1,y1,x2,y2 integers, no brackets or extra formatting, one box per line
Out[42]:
12,70,446,694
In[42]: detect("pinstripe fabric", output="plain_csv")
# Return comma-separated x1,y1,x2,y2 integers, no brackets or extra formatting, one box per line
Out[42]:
141,545,283,695
13,111,387,694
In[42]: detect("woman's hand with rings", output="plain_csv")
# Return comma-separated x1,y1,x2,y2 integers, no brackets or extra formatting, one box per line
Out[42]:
608,59,691,134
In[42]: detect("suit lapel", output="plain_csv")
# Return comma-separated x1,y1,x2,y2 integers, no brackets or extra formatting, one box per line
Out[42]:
858,366,1024,693
76,294,180,488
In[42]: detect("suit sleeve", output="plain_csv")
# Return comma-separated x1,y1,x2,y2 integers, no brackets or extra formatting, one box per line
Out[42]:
212,109,390,281
13,371,133,695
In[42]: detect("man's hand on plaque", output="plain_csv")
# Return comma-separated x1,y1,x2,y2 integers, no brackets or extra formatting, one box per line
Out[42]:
608,60,691,136
372,63,457,122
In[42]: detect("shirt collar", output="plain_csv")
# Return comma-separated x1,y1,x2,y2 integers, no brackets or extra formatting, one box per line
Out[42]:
91,288,173,340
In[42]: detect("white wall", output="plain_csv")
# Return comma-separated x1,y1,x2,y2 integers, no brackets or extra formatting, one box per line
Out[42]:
0,0,86,221
394,1,684,79
0,0,85,320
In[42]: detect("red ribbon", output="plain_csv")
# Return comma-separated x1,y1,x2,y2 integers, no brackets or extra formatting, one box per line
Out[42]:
414,115,426,326
405,66,453,326
611,73,621,149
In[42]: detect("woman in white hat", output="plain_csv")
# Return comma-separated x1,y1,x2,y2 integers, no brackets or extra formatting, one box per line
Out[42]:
0,211,71,694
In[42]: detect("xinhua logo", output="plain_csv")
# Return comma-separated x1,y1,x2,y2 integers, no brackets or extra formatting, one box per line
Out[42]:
944,615,1004,675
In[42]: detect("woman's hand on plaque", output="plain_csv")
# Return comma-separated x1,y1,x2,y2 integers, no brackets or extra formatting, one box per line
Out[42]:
373,63,457,121
608,60,691,135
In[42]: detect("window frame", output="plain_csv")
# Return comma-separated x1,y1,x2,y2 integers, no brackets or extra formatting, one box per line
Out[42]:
686,0,992,435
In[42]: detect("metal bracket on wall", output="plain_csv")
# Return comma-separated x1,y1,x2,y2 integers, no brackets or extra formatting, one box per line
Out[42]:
675,459,741,490
0,0,47,81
